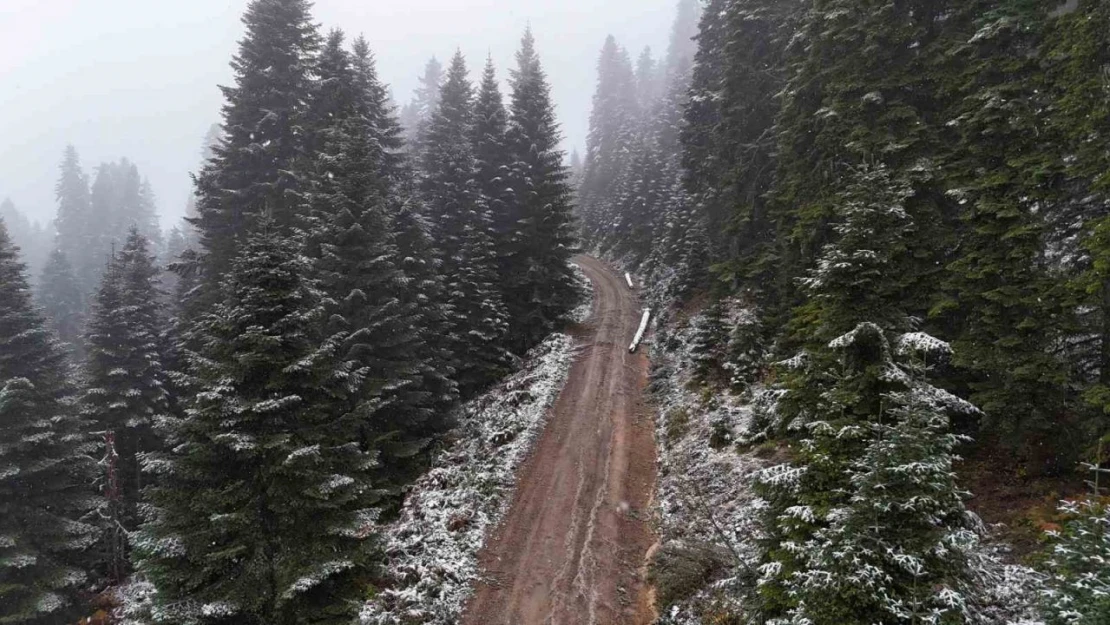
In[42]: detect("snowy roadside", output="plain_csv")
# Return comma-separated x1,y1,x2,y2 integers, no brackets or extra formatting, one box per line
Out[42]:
647,310,763,624
111,334,579,625
646,303,1048,624
360,264,592,624
358,332,577,624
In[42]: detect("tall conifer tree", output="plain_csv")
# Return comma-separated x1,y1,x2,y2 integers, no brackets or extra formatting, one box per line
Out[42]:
504,28,579,352
136,226,377,625
191,0,321,281
0,220,98,625
420,51,511,392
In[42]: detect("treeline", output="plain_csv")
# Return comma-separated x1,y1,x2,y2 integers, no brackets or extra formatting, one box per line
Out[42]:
0,0,577,623
580,0,1110,623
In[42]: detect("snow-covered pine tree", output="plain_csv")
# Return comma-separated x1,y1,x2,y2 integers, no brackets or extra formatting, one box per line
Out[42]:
1041,497,1110,624
304,29,455,498
135,225,378,625
351,36,411,196
1045,2,1110,445
504,28,579,353
81,227,168,571
191,0,320,283
472,56,516,283
420,51,511,393
0,219,99,625
578,35,637,249
756,324,978,624
36,248,85,354
0,199,51,284
690,299,727,385
752,165,979,623
400,56,444,157
53,145,94,302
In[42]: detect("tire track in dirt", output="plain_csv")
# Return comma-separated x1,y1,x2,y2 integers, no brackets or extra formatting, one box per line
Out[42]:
462,255,657,625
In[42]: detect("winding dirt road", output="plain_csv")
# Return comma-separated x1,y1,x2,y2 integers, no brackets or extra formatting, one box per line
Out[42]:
462,255,658,625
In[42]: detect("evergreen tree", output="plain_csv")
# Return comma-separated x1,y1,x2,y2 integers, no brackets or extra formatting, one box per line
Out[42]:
81,229,168,556
400,56,444,155
136,226,378,625
352,36,411,195
36,248,84,353
0,219,98,624
191,0,321,281
53,145,93,299
933,0,1073,472
503,28,579,352
305,29,456,497
472,57,516,275
420,51,511,393
0,199,51,283
579,35,637,247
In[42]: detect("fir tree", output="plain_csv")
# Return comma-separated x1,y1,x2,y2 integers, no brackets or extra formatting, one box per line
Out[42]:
0,219,98,625
305,29,455,497
579,35,637,247
53,145,93,300
503,28,579,352
36,248,85,354
933,0,1073,472
136,226,378,625
472,57,516,275
420,51,511,393
191,0,321,280
351,36,411,196
400,56,444,156
81,228,168,568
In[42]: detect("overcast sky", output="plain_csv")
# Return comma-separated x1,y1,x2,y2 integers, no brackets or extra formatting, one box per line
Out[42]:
0,0,679,229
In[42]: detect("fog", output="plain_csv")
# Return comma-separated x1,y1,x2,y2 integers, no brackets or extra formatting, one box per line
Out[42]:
0,0,677,229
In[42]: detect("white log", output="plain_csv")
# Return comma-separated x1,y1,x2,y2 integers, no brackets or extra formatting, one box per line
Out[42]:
625,272,635,289
629,309,650,353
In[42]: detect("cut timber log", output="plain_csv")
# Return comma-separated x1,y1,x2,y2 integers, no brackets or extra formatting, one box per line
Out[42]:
625,272,635,289
629,309,650,353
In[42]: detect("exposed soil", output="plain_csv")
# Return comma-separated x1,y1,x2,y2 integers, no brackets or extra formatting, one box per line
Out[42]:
461,255,658,625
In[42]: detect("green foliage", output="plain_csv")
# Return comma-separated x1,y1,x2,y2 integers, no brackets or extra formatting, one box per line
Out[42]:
1040,499,1110,625
136,227,379,625
0,220,99,624
81,228,169,579
502,28,580,352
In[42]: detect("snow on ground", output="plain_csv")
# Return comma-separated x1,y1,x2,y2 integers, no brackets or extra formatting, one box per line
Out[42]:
648,310,764,623
359,331,579,624
647,304,1047,624
571,260,595,323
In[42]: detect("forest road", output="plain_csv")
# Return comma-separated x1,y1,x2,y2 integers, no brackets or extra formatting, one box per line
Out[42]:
462,255,658,625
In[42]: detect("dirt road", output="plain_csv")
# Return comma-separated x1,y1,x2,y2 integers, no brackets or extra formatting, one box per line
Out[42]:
462,255,658,625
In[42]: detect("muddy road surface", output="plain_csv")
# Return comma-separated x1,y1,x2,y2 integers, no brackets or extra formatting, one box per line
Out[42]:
462,255,658,625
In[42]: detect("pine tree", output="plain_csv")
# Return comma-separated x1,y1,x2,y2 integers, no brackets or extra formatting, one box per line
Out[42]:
191,0,321,281
36,248,85,354
351,36,411,195
579,35,637,247
305,29,455,497
53,145,93,301
0,199,51,283
400,56,444,156
81,228,168,564
472,57,516,275
136,226,378,625
420,51,511,393
0,219,98,625
504,28,579,352
932,0,1072,473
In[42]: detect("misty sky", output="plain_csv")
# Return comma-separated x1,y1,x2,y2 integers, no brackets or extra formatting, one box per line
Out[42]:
0,0,679,229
